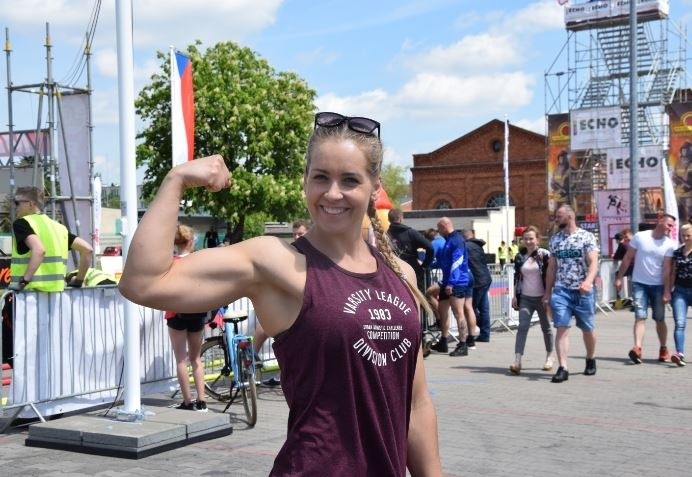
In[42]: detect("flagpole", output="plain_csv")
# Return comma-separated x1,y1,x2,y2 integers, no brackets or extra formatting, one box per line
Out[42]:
629,0,640,230
504,117,511,251
115,0,142,418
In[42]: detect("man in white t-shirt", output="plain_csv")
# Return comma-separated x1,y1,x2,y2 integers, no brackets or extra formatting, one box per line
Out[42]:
615,214,678,364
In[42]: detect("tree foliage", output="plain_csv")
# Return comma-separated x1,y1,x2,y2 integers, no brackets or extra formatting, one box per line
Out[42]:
380,163,410,208
135,41,315,241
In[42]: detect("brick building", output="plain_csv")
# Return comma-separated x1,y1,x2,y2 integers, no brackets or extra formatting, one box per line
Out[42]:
411,119,549,234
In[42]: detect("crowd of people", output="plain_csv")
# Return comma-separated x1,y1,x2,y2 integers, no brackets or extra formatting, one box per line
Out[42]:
421,205,688,384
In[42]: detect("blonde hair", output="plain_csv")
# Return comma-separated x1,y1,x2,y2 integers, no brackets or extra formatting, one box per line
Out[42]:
306,122,432,316
522,225,541,239
680,223,692,235
174,224,195,248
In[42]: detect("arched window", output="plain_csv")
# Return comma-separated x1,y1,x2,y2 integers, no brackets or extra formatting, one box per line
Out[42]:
435,200,452,210
486,193,515,208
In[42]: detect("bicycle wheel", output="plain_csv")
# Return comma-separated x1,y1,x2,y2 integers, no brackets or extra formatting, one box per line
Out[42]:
236,344,258,426
199,337,233,402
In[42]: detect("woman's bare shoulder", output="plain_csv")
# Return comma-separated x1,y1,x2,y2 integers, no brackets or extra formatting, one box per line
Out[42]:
239,236,305,279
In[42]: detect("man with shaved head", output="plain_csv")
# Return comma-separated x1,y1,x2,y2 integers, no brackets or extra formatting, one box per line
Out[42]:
543,205,599,383
432,217,476,357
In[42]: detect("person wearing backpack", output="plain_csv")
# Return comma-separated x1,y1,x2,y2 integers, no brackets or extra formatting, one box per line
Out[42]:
510,226,554,375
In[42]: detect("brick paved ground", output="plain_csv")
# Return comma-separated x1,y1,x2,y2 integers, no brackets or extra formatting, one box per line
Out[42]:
1,308,691,476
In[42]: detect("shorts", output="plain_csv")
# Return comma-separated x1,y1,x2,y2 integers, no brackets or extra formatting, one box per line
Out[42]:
549,286,595,331
166,313,207,332
631,282,665,321
451,284,473,299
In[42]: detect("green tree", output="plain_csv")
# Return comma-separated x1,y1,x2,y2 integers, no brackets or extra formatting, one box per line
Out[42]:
380,163,410,208
135,41,315,242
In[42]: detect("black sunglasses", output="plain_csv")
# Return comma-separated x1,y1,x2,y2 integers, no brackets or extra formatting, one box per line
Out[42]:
314,112,380,138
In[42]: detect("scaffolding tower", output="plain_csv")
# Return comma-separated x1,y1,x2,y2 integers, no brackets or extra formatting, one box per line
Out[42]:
2,23,96,263
545,0,689,220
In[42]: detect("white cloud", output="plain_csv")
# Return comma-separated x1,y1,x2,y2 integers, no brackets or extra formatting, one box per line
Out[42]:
395,72,536,115
513,116,547,136
0,0,284,49
131,0,283,48
403,33,522,74
0,0,92,27
94,48,118,78
316,90,392,120
498,0,565,35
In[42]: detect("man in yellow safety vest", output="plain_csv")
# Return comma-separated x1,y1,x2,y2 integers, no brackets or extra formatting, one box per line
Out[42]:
9,186,93,292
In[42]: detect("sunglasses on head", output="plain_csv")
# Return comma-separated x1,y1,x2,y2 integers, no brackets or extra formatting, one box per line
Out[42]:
314,112,380,138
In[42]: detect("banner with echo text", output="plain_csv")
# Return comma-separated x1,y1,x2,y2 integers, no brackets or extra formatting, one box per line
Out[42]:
570,106,622,151
606,145,663,189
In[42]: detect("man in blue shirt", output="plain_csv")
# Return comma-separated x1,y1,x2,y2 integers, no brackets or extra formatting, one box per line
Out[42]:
432,217,476,357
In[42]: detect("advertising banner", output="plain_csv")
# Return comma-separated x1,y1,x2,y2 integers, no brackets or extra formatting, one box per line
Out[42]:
547,113,570,215
57,93,92,269
0,129,50,158
606,145,663,189
570,106,622,150
667,102,692,223
565,0,669,28
595,190,631,256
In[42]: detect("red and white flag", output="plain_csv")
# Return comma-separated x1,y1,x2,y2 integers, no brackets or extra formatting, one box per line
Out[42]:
171,49,195,167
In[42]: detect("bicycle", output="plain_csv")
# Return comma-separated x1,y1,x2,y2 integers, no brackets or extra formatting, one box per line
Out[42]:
197,308,258,426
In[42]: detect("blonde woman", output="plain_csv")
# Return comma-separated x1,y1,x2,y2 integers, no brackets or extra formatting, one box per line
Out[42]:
164,225,208,411
510,226,554,374
119,113,441,475
664,223,692,366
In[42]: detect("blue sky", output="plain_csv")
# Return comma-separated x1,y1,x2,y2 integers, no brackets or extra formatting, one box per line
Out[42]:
1,0,690,186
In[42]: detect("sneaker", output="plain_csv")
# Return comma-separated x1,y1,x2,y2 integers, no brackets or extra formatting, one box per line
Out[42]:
174,401,195,411
430,338,448,353
466,336,476,350
551,367,569,383
628,346,642,364
542,357,554,371
509,363,521,375
659,346,670,362
584,358,597,376
671,353,686,367
262,376,281,387
194,400,208,412
449,342,468,357
475,336,490,343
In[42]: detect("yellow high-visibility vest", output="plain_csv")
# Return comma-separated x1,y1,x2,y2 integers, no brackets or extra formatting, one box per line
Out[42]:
68,268,116,286
11,214,68,292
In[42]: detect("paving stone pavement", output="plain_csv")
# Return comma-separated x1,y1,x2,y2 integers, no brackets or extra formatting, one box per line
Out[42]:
1,308,691,476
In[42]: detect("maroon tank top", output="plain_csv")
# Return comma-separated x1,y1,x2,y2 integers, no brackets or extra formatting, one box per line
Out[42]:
270,237,421,477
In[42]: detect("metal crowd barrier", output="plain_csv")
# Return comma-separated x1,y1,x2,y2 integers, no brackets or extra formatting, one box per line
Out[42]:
0,288,273,432
423,265,519,336
0,287,176,429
